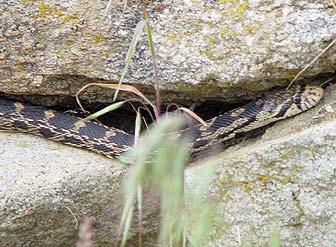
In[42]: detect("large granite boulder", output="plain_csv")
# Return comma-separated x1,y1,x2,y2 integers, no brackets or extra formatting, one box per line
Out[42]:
0,131,160,246
0,0,335,104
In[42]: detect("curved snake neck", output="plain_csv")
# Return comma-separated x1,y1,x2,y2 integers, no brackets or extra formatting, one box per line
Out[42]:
0,84,324,159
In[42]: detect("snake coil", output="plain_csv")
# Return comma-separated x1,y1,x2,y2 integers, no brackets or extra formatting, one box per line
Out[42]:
0,84,324,159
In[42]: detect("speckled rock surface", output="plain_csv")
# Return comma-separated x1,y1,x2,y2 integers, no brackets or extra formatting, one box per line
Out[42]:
185,84,336,247
0,133,160,246
0,0,335,104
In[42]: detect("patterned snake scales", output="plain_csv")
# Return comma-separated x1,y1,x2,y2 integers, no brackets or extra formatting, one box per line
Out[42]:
0,84,324,159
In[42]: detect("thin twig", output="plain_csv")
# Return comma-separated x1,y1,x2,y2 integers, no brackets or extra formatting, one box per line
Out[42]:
143,11,161,117
330,0,336,9
286,38,336,90
320,76,336,88
113,20,147,102
64,206,79,229
76,83,158,118
127,101,156,124
177,107,208,126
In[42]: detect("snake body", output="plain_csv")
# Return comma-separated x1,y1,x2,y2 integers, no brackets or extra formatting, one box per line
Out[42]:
0,84,324,159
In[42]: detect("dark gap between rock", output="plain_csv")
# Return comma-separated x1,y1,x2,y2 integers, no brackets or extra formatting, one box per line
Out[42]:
0,93,248,135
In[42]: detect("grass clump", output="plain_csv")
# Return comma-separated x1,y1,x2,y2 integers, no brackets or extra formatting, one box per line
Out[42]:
117,117,217,247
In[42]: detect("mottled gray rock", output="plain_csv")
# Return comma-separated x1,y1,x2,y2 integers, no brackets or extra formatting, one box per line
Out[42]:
0,133,160,246
0,0,335,104
185,84,336,247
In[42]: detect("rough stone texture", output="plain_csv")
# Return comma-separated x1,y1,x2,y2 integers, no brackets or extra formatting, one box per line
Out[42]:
185,84,336,247
0,133,160,246
0,0,335,104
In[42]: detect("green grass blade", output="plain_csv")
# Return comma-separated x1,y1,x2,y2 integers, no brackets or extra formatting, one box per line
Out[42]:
182,228,187,247
120,204,134,247
186,161,216,247
134,110,142,146
144,13,161,113
84,101,126,120
144,16,155,61
113,20,147,101
133,118,183,155
104,0,113,15
137,185,143,247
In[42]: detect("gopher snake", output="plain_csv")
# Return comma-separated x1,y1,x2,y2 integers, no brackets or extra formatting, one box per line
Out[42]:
0,84,324,158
